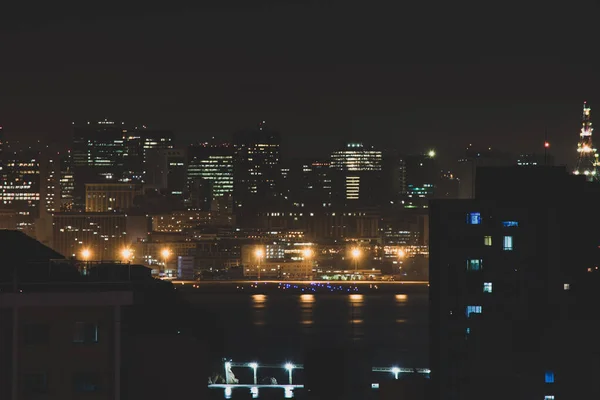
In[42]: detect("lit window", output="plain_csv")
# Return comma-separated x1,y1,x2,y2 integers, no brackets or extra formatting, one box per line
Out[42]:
466,306,482,317
73,322,98,344
544,396,555,400
503,221,518,227
467,259,482,271
466,327,470,335
564,283,570,291
467,212,481,225
483,282,492,293
503,236,513,251
545,371,554,383
484,236,492,246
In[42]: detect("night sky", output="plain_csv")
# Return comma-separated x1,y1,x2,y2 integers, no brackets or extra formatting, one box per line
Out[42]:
0,1,598,166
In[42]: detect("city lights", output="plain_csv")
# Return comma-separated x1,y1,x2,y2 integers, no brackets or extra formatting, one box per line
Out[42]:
81,248,91,260
302,248,313,259
351,248,361,259
121,248,132,261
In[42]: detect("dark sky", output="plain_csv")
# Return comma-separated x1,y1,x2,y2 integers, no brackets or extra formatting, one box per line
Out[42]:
0,1,598,166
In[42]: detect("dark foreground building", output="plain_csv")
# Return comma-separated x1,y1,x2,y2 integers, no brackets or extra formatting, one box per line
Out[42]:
430,166,600,400
0,230,217,400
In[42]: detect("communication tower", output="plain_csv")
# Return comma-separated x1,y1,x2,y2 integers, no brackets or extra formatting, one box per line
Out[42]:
574,101,599,180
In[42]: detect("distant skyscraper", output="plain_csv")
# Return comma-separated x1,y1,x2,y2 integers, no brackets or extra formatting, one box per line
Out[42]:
574,101,599,180
404,151,440,208
330,142,382,203
72,120,174,207
187,142,234,200
0,150,41,236
233,121,281,209
123,126,174,182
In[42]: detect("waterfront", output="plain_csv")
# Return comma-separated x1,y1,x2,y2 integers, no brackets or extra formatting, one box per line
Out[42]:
182,281,429,385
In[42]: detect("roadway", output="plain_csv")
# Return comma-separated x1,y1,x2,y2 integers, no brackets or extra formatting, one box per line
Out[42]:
173,280,429,285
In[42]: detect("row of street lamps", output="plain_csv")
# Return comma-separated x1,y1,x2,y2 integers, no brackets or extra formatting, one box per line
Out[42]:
252,246,406,278
79,247,172,269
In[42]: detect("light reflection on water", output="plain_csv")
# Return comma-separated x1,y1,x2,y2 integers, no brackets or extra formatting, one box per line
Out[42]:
252,294,267,326
300,294,314,327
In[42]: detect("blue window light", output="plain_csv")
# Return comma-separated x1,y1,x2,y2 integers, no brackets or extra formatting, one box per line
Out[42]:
544,396,555,400
483,282,492,293
467,259,482,271
545,371,554,383
466,306,482,317
467,212,481,225
502,221,518,227
503,236,513,251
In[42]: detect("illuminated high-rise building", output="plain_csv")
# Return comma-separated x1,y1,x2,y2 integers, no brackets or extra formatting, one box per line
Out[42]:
123,127,174,182
233,121,281,209
0,150,41,236
404,151,440,208
72,120,174,207
574,101,599,180
330,142,382,203
187,142,234,200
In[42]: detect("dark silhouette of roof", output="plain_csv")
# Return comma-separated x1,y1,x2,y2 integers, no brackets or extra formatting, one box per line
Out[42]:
0,230,65,262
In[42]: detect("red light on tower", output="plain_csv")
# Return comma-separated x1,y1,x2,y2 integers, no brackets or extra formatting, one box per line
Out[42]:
544,141,550,148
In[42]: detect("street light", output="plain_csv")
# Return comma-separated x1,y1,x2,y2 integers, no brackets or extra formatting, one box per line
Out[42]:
161,248,170,274
248,362,258,385
391,366,400,379
81,248,91,261
121,248,132,263
397,249,405,258
351,248,361,274
302,248,313,280
428,150,435,158
255,248,264,280
284,363,295,385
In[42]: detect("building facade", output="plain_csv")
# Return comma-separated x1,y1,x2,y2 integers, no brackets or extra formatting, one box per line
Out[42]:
429,166,600,399
52,213,128,260
85,183,143,212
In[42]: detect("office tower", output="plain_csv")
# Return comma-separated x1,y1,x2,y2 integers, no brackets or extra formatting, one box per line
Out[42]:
59,150,75,211
72,121,174,207
187,142,234,202
516,153,555,166
0,150,41,236
146,148,187,200
429,166,600,400
39,153,62,214
123,126,174,182
330,142,382,204
85,183,143,212
456,147,515,199
52,212,128,259
382,150,407,203
232,121,281,210
298,159,333,207
403,151,440,208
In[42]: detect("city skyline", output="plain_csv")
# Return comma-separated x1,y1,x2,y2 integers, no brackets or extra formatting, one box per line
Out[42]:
1,2,599,165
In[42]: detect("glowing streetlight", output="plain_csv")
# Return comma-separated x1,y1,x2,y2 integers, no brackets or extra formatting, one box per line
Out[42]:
161,248,171,272
255,248,264,280
81,248,91,261
248,362,258,385
121,248,132,262
397,249,405,258
302,248,313,259
428,150,436,158
391,366,400,379
284,363,295,384
351,247,361,274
